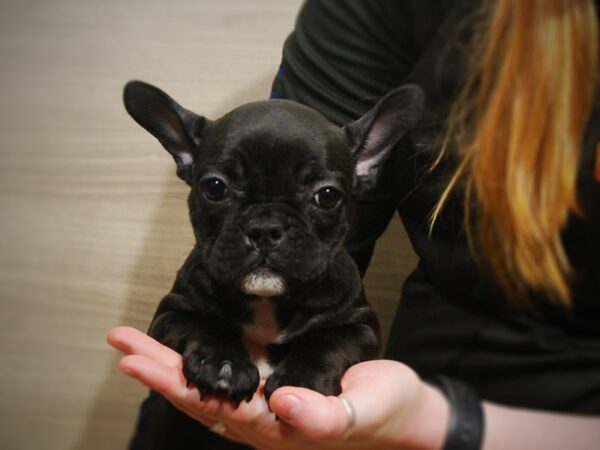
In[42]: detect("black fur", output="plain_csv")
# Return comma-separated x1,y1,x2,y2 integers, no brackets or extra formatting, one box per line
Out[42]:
123,81,423,449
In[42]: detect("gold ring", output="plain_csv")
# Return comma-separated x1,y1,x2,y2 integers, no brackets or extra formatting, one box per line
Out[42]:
209,421,227,435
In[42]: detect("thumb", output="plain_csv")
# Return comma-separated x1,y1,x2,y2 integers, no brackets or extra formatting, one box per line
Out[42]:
269,387,351,440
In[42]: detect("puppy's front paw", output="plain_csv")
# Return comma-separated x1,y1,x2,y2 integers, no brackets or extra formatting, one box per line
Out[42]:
183,349,260,405
264,364,342,401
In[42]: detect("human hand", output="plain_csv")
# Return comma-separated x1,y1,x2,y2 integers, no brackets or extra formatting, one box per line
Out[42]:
107,326,449,450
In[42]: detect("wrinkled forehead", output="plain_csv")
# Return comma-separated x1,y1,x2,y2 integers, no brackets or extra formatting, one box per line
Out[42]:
198,101,354,191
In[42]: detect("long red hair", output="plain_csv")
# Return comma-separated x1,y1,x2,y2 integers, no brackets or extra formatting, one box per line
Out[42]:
431,0,598,306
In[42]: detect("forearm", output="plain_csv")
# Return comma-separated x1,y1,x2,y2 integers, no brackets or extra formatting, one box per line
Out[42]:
401,381,600,450
482,402,600,450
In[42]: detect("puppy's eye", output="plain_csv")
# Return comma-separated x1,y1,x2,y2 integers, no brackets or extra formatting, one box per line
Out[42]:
202,177,228,201
314,186,343,209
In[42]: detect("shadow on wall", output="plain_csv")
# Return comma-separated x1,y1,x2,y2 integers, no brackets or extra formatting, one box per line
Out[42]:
73,73,416,450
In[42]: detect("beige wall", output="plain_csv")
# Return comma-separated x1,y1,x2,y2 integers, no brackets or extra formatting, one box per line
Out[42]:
0,1,416,448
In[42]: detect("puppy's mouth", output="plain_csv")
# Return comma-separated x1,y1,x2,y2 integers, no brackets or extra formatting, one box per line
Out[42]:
240,268,286,298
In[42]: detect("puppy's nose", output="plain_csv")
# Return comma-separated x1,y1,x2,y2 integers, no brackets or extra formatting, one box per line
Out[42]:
245,219,285,248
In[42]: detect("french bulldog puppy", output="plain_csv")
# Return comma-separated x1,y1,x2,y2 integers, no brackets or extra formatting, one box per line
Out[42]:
123,81,423,449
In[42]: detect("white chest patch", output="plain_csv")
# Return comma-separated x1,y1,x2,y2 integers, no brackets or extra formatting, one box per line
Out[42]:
242,298,282,380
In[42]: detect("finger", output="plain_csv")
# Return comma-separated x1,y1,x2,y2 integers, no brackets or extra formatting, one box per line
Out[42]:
119,354,236,431
118,354,189,398
119,355,218,421
121,356,298,448
119,354,262,421
269,387,351,441
107,326,182,368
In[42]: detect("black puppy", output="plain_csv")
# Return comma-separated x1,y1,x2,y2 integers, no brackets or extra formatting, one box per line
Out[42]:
123,81,423,449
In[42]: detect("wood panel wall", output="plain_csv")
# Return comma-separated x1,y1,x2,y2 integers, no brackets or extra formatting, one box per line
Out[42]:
0,1,416,448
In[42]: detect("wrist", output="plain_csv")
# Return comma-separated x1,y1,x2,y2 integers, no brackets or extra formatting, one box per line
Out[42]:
429,376,485,450
394,380,451,450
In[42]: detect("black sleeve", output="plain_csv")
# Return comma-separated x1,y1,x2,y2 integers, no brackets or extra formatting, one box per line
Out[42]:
270,0,455,273
271,0,454,123
345,150,399,275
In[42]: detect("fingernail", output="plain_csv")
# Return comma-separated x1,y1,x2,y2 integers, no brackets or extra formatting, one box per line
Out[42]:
275,394,302,422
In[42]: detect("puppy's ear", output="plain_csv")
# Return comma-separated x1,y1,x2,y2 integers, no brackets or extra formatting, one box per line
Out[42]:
344,85,424,189
123,80,211,184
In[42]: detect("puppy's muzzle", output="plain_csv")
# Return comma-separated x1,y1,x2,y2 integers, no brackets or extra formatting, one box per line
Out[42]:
244,214,289,250
241,211,290,297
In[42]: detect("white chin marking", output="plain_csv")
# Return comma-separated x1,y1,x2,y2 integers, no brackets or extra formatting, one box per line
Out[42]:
241,270,285,297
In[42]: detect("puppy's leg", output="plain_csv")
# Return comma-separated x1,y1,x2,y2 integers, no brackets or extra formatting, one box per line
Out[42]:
150,295,260,405
263,319,380,399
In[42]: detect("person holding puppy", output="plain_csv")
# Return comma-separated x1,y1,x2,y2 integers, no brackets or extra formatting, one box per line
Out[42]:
109,0,600,448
